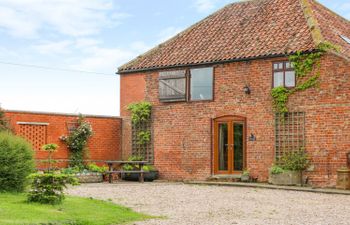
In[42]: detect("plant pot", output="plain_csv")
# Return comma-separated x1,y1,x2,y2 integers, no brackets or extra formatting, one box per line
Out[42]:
122,171,159,182
240,174,250,182
268,170,301,186
336,168,350,190
75,172,103,183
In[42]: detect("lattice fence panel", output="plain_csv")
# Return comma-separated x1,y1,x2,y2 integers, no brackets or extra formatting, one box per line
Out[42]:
275,112,305,160
18,124,47,151
131,118,153,163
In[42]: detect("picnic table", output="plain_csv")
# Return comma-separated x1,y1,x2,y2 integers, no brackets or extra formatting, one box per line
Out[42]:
105,160,148,183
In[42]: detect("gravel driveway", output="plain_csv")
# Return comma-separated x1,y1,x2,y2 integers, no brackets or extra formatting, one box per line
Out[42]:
67,182,350,225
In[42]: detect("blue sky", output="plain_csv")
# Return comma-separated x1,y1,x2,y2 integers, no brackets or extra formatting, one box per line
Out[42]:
0,0,349,116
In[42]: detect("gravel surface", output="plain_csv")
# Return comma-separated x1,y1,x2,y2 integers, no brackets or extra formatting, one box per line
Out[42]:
67,182,350,225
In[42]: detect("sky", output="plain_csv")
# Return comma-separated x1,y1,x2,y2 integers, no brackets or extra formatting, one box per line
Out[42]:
0,0,349,116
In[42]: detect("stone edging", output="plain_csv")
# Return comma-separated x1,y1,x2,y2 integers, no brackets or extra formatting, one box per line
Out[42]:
185,181,350,195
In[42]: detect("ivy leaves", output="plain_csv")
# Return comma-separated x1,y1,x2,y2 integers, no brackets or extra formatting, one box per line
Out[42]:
271,42,339,113
289,51,322,78
271,87,290,113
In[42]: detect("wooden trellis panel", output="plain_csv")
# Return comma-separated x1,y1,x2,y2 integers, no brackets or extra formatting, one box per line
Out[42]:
17,123,48,151
275,112,305,160
131,118,153,163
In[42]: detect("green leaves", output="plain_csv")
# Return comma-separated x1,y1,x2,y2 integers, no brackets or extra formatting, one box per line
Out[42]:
63,116,93,168
270,165,284,174
127,102,152,159
27,173,79,204
271,87,290,113
42,143,59,152
137,131,151,145
86,163,108,173
272,41,337,113
0,107,11,132
280,150,309,171
0,132,35,192
127,102,152,125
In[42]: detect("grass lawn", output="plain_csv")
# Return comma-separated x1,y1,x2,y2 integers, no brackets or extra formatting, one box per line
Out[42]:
0,193,151,225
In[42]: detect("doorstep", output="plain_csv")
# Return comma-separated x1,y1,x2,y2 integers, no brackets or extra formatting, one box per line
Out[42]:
185,181,350,195
207,174,241,182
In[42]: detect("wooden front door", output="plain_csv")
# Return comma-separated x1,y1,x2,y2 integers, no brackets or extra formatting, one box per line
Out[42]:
213,116,246,174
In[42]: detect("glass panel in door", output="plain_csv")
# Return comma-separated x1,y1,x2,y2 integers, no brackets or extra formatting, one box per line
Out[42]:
233,123,244,171
218,123,228,171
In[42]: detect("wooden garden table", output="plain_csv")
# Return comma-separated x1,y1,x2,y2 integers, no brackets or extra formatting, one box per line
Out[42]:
104,160,148,183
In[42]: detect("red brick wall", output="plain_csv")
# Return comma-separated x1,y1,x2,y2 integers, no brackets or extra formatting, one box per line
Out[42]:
120,53,350,187
120,73,146,159
289,54,350,187
4,111,122,167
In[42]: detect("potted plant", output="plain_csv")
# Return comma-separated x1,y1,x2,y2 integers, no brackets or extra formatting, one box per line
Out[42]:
268,150,309,186
121,156,159,182
241,169,250,182
61,163,107,183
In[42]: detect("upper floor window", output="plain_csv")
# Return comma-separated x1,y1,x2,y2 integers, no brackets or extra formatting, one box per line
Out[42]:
190,67,213,101
273,61,295,88
159,67,213,102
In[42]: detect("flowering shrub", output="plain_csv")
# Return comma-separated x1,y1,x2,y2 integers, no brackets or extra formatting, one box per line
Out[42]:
62,115,93,168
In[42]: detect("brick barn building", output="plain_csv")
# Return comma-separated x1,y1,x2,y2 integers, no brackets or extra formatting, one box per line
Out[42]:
118,0,350,187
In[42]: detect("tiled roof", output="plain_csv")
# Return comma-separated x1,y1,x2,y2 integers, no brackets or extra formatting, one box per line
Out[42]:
118,0,349,73
308,0,350,59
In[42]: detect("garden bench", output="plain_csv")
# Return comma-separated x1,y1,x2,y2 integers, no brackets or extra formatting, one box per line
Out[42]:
105,160,148,183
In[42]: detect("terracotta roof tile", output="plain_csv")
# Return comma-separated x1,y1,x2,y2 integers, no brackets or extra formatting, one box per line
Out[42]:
308,0,350,59
118,0,349,73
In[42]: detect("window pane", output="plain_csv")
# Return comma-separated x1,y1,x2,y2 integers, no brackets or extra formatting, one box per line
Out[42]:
233,123,244,171
285,71,295,87
273,72,284,87
285,62,291,69
190,67,213,100
218,123,228,171
278,63,283,70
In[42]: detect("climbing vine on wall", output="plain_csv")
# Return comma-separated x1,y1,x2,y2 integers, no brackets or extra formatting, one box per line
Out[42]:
127,101,152,125
271,42,340,113
61,115,93,168
127,101,153,161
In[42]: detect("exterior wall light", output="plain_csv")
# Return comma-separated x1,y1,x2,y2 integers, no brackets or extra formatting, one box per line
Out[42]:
249,133,256,141
243,85,251,95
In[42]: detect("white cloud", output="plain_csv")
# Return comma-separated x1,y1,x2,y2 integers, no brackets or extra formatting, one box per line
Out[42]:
0,6,39,37
130,41,152,52
75,38,102,49
0,0,130,38
71,47,134,73
193,0,218,13
0,46,20,58
33,40,73,55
